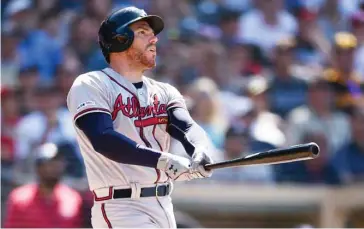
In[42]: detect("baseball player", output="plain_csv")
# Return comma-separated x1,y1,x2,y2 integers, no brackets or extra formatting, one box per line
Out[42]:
66,6,214,228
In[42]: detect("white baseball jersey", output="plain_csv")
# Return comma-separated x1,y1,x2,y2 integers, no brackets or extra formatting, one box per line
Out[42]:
67,67,187,191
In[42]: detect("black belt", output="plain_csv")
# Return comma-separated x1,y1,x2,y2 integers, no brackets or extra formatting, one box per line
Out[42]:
113,184,171,199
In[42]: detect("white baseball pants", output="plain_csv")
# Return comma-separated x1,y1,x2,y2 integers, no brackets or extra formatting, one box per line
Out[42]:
91,185,176,228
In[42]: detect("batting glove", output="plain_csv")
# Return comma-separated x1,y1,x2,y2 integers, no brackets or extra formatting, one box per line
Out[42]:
157,153,198,181
191,146,213,178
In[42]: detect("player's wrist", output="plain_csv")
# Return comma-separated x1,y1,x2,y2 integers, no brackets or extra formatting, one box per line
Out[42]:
156,153,168,170
156,153,176,171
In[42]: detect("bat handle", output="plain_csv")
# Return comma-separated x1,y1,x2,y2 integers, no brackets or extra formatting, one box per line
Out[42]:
204,163,221,170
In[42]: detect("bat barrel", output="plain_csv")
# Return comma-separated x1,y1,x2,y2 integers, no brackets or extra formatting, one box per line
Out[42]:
204,142,320,170
309,143,320,157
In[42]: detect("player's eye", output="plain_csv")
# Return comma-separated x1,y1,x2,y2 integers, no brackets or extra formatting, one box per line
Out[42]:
138,30,146,35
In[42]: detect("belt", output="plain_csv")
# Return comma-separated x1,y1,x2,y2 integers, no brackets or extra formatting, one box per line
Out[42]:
113,184,171,199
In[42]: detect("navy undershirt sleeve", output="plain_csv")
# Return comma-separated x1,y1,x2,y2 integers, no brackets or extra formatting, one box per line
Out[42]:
76,112,161,167
167,107,207,156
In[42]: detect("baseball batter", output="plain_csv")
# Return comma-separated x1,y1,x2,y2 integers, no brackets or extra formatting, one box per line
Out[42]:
66,6,213,228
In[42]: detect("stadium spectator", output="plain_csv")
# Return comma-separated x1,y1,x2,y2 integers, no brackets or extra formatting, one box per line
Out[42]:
12,86,76,185
54,49,83,107
211,125,275,183
331,105,364,184
351,10,364,77
67,15,99,68
186,77,228,150
223,42,266,93
3,0,36,38
84,0,113,23
242,76,286,147
1,87,21,224
275,131,341,185
1,87,20,163
34,0,61,15
266,37,309,118
322,32,364,114
316,0,348,41
18,8,64,83
217,8,241,47
285,79,351,154
3,143,83,228
292,6,328,67
16,66,40,115
1,28,22,87
237,0,298,56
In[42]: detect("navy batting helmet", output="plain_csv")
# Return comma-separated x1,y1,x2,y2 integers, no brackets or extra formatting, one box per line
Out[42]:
98,6,164,63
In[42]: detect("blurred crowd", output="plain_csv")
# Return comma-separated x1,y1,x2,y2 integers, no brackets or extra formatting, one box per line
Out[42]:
1,0,364,227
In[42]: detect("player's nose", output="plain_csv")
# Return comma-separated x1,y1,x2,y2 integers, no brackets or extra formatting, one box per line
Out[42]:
149,35,158,44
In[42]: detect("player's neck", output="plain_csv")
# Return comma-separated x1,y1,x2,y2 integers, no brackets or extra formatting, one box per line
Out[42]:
110,61,144,83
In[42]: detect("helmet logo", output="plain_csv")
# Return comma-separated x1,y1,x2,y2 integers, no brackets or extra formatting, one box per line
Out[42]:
139,9,147,16
115,34,128,43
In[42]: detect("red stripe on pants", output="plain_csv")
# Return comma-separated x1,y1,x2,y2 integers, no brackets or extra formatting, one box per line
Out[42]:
101,203,112,228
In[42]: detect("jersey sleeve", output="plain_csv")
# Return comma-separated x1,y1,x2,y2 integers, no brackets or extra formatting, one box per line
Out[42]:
67,73,112,123
163,83,188,110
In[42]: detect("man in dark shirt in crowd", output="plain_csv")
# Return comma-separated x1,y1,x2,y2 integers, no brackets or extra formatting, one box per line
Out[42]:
292,6,324,66
331,106,364,184
267,37,308,118
275,131,340,185
3,143,83,228
212,125,275,183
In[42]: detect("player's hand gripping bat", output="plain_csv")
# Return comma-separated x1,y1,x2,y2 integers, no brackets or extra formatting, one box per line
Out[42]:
204,142,320,170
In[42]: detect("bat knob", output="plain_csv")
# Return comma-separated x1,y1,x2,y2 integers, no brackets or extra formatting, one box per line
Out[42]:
308,142,320,157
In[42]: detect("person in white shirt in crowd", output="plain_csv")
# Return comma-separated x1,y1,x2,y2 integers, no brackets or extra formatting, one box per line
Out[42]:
351,10,364,79
242,76,286,148
237,0,298,57
183,77,229,150
13,86,78,186
303,0,362,22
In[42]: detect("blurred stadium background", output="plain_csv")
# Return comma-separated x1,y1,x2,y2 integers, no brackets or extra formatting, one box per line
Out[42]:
1,0,364,228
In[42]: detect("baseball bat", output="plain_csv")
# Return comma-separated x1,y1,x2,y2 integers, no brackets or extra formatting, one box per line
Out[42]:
204,142,320,170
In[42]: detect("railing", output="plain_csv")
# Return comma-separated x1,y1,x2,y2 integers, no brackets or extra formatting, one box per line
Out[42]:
171,182,364,228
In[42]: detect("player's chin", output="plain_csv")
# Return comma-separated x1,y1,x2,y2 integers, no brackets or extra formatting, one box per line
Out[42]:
144,57,157,68
145,62,157,69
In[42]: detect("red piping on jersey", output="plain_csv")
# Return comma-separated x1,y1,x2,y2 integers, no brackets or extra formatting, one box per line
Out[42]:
151,105,164,151
101,70,152,148
152,125,163,151
134,116,168,127
154,168,161,184
93,187,113,201
74,108,110,120
152,109,164,183
153,124,162,184
101,203,112,228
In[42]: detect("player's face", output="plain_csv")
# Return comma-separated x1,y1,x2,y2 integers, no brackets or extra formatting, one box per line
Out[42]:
127,21,158,69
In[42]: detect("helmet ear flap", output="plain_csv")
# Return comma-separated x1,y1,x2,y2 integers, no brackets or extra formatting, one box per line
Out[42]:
98,25,134,63
99,40,110,63
111,27,134,52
